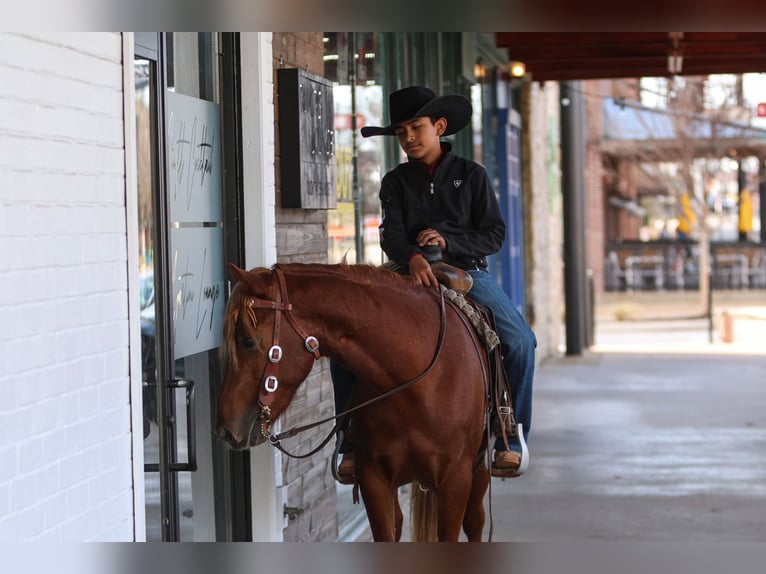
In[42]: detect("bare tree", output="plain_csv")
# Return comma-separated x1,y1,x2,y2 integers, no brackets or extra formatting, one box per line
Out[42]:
605,74,759,312
666,75,755,313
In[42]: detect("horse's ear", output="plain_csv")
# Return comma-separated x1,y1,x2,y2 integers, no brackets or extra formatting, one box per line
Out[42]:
227,263,270,296
227,263,249,284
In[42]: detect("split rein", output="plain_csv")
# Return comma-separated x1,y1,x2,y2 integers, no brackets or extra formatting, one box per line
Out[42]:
246,266,448,459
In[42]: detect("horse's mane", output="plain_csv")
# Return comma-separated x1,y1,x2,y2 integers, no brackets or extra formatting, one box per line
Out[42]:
278,262,414,290
219,284,249,373
219,263,415,371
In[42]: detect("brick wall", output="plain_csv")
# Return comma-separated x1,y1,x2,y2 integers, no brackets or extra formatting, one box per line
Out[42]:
583,79,645,297
584,80,608,299
0,33,135,540
273,32,328,264
271,32,338,542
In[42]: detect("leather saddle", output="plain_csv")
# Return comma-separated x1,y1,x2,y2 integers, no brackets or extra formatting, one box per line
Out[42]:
379,257,473,293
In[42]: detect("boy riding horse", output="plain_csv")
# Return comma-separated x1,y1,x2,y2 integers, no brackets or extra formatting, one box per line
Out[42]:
333,86,536,480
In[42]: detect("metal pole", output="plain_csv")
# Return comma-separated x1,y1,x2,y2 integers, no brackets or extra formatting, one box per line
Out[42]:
350,32,364,262
560,81,588,356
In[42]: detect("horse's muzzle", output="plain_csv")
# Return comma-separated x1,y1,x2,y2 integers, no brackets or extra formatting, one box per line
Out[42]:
216,415,268,449
216,424,247,449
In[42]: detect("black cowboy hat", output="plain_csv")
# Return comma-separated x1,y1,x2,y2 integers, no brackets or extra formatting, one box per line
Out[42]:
361,86,472,138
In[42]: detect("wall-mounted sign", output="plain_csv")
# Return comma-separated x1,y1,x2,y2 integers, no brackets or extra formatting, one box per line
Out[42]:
757,102,766,118
278,68,336,209
171,226,224,359
166,90,222,223
166,90,224,359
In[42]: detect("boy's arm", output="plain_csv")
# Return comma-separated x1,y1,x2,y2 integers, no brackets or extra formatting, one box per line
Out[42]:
379,174,422,265
438,167,505,259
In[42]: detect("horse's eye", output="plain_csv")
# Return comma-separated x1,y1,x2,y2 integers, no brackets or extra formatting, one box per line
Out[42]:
243,337,255,350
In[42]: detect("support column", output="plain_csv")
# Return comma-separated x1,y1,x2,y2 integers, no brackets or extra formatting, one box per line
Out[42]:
560,82,589,355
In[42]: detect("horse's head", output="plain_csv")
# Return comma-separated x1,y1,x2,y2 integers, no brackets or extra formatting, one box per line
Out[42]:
216,264,318,449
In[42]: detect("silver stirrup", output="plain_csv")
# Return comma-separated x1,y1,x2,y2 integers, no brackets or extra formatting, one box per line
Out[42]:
514,423,530,476
494,424,529,479
497,404,529,477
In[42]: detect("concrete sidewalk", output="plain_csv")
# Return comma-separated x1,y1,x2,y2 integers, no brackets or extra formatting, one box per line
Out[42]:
484,349,766,541
487,291,766,541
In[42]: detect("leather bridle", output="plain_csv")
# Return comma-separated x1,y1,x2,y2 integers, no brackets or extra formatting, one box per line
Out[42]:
244,266,320,441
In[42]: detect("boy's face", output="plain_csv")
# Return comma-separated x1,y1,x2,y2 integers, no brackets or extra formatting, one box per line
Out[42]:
394,116,447,165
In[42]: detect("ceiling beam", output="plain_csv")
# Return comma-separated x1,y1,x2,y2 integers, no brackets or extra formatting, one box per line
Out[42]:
528,60,766,82
494,32,766,82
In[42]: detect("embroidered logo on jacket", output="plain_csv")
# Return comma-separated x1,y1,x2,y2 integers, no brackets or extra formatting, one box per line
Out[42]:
453,180,463,189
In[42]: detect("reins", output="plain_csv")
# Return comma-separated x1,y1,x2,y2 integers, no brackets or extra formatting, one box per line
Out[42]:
247,266,448,459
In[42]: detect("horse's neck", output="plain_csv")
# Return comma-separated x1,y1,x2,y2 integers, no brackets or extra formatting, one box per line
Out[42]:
291,275,398,342
287,270,434,372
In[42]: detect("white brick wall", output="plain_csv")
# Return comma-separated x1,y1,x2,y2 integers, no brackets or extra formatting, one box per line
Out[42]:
0,33,135,541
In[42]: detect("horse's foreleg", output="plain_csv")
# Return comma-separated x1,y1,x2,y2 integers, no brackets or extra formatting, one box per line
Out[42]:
358,473,398,542
462,464,490,541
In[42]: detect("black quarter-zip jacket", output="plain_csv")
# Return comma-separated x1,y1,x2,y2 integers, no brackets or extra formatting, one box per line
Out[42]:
379,144,506,271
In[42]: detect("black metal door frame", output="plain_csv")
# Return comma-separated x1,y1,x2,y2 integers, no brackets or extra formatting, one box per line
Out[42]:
134,32,251,542
216,32,252,542
135,32,179,541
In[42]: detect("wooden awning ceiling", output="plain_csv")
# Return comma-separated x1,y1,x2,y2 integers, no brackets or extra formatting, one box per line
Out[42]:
494,32,766,82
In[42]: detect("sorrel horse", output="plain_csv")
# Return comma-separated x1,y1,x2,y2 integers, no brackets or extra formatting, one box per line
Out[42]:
216,262,491,541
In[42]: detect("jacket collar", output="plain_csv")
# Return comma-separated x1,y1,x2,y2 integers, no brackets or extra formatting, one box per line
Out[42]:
408,142,453,176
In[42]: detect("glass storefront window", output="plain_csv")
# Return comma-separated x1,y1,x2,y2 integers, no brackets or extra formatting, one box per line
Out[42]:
325,33,386,265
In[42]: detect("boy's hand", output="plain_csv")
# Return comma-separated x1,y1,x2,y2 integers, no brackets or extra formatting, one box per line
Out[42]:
408,254,438,288
416,228,446,251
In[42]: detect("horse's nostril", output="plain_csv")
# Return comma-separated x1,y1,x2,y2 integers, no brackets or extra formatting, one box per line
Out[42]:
217,425,236,444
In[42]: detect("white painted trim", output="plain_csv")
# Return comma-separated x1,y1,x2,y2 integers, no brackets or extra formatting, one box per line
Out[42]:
239,32,283,542
122,32,147,542
241,32,278,269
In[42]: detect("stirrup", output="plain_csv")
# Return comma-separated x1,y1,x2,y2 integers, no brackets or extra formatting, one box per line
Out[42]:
331,430,355,485
492,424,529,479
513,423,530,476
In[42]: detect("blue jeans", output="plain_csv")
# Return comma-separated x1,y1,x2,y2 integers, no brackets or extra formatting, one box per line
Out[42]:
330,361,355,453
468,269,536,453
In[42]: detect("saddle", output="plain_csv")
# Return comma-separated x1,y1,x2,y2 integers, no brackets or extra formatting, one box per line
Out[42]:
379,259,474,293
